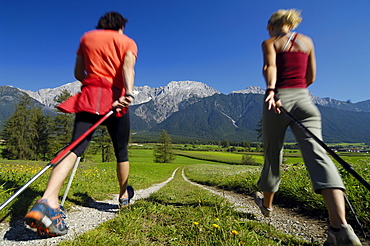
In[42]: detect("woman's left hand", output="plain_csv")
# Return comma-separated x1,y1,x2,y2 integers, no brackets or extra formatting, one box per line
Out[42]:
265,91,282,114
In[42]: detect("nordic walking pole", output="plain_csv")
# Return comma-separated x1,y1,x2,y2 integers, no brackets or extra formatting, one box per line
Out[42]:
344,193,367,238
61,156,81,207
280,106,370,192
0,109,116,212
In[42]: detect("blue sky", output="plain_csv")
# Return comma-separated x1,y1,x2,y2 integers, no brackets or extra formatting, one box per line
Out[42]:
1,0,369,102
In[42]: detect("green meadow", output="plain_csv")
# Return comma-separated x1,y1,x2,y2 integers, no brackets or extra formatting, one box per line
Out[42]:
0,146,368,245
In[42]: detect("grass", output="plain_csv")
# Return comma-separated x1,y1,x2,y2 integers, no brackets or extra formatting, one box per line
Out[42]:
0,149,221,220
184,158,370,234
0,146,368,244
58,167,318,246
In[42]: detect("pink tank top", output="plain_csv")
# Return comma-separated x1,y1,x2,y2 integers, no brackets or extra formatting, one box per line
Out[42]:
276,33,308,89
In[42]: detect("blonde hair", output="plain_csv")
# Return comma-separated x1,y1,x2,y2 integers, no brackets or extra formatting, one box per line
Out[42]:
267,9,302,30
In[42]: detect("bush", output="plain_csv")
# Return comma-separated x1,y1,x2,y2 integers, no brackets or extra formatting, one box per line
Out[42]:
241,154,258,165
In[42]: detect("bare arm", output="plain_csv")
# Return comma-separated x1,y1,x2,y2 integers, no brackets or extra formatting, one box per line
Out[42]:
262,40,277,89
113,51,137,109
262,39,281,113
305,38,316,86
74,55,86,82
122,51,136,95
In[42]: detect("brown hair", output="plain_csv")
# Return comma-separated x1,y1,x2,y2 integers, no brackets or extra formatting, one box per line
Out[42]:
96,12,128,31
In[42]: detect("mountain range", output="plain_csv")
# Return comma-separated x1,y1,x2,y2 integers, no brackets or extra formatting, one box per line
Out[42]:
1,81,370,143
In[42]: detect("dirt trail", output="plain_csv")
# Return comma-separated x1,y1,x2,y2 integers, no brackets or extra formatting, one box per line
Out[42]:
0,169,177,245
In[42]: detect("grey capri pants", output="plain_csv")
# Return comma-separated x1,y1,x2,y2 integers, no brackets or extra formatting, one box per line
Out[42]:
258,88,345,194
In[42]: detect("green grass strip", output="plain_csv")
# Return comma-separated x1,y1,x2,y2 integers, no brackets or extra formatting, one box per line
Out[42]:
58,167,318,246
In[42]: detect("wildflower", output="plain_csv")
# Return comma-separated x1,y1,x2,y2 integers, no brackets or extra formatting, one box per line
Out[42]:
193,222,199,225
232,230,239,235
215,218,219,221
213,224,220,229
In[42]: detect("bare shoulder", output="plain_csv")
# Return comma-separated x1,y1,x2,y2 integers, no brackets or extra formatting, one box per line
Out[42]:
262,37,275,48
297,33,314,44
297,33,314,50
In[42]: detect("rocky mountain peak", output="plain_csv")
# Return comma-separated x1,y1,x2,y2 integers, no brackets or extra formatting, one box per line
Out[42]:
231,86,265,95
132,81,220,123
20,81,82,107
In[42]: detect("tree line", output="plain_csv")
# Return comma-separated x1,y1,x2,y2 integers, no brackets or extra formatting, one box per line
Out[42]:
0,90,115,162
0,91,264,163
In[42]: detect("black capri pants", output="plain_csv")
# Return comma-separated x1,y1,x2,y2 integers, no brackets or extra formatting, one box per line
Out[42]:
70,111,130,162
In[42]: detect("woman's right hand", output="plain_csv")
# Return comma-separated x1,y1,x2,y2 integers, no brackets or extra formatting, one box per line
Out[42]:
112,94,134,112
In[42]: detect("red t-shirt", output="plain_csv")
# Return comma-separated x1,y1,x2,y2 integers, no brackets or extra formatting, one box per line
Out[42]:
77,29,137,84
58,30,137,116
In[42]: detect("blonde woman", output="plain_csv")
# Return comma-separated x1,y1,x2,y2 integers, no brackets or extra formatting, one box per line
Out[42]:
255,9,362,246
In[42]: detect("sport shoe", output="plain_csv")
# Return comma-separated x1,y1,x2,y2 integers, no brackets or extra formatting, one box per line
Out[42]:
254,191,273,217
119,185,134,208
24,199,68,237
324,224,362,246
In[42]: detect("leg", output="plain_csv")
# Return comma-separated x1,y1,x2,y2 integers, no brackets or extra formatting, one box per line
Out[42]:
24,153,77,236
288,94,361,244
321,188,347,228
255,97,290,216
25,112,97,236
42,153,78,208
41,112,97,208
322,190,362,245
258,98,290,194
106,111,132,203
290,99,346,227
117,161,130,198
263,192,275,209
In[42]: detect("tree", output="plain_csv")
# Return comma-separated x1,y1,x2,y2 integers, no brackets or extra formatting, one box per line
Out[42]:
1,95,39,160
51,90,74,154
241,141,251,152
153,130,175,163
256,117,263,141
241,154,258,165
89,126,115,162
221,140,230,148
32,107,53,160
255,143,262,153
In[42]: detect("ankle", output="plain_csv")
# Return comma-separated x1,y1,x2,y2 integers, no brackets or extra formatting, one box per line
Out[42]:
41,198,59,209
264,205,272,211
263,202,272,210
330,221,347,229
119,192,128,200
330,225,341,232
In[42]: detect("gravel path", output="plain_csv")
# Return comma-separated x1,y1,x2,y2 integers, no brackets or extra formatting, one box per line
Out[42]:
0,168,178,245
1,167,368,245
181,170,369,246
181,169,328,244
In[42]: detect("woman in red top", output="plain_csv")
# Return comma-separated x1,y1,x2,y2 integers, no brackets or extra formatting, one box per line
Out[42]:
25,12,137,237
254,9,362,246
